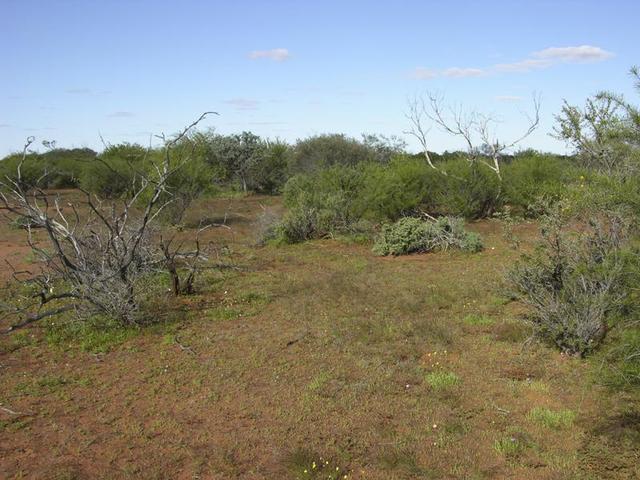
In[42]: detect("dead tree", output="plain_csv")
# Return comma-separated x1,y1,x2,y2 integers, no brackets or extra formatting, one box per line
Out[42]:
405,93,541,180
0,112,217,332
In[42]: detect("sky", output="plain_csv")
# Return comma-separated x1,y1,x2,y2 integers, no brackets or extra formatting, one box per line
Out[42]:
1,0,639,157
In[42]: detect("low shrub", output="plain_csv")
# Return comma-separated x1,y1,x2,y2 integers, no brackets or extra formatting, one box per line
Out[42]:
508,206,632,356
372,216,483,256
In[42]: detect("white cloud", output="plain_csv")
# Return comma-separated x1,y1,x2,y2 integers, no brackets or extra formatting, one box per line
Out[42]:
413,45,614,80
0,123,11,128
248,48,291,61
494,58,551,73
442,67,485,78
224,98,260,110
532,45,614,62
412,67,438,79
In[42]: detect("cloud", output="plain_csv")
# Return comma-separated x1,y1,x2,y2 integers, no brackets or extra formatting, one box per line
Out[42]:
413,45,613,80
224,98,260,110
248,48,290,61
493,58,551,73
412,67,438,79
495,95,523,102
0,123,11,128
532,45,614,62
107,111,135,118
442,67,485,78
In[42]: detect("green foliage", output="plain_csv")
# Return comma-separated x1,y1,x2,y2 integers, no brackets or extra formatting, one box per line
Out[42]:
527,407,576,429
424,371,460,390
250,140,291,194
290,133,386,173
508,207,633,356
436,159,502,219
372,217,483,256
358,157,441,220
79,143,148,198
599,328,640,389
493,434,529,458
277,165,367,242
45,315,140,353
0,148,96,190
502,154,574,215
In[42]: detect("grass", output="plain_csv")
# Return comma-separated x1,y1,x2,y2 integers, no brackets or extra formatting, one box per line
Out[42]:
527,407,576,429
462,313,495,326
493,435,527,458
425,371,460,391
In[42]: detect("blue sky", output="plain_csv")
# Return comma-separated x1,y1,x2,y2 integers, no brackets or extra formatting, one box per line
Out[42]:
1,0,638,156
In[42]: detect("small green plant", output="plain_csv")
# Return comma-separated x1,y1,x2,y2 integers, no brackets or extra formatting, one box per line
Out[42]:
527,407,576,429
493,435,526,458
463,313,494,326
425,371,460,391
373,216,482,256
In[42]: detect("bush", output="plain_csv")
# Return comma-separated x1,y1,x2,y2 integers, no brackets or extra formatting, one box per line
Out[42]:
277,165,367,242
435,159,502,219
372,216,483,256
508,207,632,356
80,143,148,198
290,134,380,173
0,148,96,190
502,154,574,216
250,140,291,194
359,157,441,221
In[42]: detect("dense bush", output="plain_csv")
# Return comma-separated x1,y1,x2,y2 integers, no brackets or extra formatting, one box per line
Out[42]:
277,165,366,242
80,143,148,198
290,134,391,173
249,140,290,194
0,148,96,190
436,159,502,218
502,154,575,215
358,157,440,221
372,216,483,256
508,207,633,356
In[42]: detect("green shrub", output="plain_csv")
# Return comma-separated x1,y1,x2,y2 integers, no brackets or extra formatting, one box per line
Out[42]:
290,133,379,173
80,143,148,198
0,148,96,191
508,207,632,356
277,165,367,242
600,328,640,389
372,217,483,256
359,157,441,221
502,154,574,216
250,140,291,194
435,159,502,219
